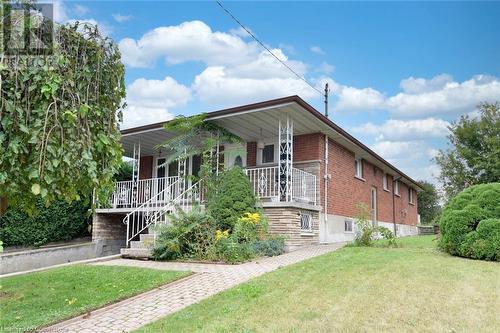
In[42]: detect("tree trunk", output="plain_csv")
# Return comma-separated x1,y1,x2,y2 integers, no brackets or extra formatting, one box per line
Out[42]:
0,196,7,215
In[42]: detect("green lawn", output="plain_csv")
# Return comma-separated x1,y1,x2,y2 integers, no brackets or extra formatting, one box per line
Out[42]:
137,236,500,333
0,265,189,331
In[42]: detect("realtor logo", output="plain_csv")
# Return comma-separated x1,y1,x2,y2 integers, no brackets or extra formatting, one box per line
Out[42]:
1,2,54,56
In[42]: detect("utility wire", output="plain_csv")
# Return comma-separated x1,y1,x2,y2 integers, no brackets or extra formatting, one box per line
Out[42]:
216,0,324,96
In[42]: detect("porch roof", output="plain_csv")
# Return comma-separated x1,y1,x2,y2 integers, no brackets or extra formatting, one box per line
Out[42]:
120,95,422,190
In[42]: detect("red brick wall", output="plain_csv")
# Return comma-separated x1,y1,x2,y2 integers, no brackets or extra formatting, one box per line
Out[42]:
293,133,323,162
139,155,153,180
246,142,257,167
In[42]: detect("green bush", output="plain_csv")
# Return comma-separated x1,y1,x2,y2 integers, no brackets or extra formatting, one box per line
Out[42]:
251,237,285,257
0,199,90,247
439,183,500,261
353,202,398,247
152,206,216,261
206,167,257,231
215,238,255,264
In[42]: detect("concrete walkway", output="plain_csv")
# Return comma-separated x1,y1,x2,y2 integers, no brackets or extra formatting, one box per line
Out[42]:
42,243,344,333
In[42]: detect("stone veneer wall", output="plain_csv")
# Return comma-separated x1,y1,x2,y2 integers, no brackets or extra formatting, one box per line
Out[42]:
263,203,320,252
92,213,127,256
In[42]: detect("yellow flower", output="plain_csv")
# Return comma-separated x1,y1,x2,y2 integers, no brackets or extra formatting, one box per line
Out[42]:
239,212,261,225
215,229,230,242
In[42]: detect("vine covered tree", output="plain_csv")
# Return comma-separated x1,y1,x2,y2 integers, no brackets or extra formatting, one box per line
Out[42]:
0,6,126,213
435,102,500,200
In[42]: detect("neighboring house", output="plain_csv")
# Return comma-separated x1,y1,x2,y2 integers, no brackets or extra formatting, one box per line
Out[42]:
93,96,420,257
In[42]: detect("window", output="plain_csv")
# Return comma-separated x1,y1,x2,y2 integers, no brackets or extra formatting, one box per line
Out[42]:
262,144,275,164
409,187,414,204
355,158,363,178
344,219,353,232
156,158,166,178
191,154,202,177
383,173,388,191
168,160,178,177
300,210,312,232
394,180,400,196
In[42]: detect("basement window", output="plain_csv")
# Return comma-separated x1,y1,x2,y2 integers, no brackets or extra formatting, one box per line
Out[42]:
344,219,353,233
300,210,312,232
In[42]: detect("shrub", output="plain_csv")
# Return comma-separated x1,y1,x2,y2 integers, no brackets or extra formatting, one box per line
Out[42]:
215,238,255,264
251,237,285,257
232,212,268,243
206,167,257,231
353,202,398,247
439,183,500,261
0,199,90,247
152,206,216,261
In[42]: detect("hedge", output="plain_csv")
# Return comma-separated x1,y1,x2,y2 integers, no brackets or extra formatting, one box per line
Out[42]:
439,183,500,261
0,199,90,247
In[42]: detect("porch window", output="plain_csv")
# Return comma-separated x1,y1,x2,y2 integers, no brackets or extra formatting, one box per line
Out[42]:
300,210,312,232
191,154,202,177
262,144,275,164
156,158,166,178
168,160,178,177
355,158,363,178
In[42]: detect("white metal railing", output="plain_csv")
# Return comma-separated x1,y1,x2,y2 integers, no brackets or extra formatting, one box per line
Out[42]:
245,166,279,200
292,168,317,205
123,178,182,246
245,166,316,205
110,176,179,208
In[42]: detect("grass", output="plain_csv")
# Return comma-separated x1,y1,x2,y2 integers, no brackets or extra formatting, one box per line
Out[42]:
137,236,500,333
0,265,189,331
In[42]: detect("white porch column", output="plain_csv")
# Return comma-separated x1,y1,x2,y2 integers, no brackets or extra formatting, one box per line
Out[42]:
177,149,187,194
278,115,293,202
131,142,141,207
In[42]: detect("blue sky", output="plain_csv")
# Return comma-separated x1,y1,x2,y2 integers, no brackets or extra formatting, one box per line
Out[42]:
53,1,500,184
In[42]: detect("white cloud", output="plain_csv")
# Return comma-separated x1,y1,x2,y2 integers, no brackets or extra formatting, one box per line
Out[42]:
112,13,132,23
229,26,253,38
354,118,450,141
119,20,260,68
310,46,325,55
52,0,67,22
192,66,318,106
65,18,112,36
387,74,500,117
122,76,191,128
326,79,386,112
371,141,425,161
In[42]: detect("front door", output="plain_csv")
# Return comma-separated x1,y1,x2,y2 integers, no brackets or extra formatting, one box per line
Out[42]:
371,187,377,226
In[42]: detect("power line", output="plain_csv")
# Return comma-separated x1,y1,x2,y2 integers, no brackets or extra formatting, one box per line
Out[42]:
215,1,324,96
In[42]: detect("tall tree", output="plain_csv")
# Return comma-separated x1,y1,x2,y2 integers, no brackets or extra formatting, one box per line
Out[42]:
0,6,126,213
435,102,500,200
416,181,440,225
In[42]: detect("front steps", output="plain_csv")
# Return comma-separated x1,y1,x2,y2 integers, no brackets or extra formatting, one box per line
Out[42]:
120,231,155,259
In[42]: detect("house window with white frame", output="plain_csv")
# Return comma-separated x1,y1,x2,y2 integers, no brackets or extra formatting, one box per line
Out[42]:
344,219,353,232
261,144,275,164
383,173,389,191
409,187,414,204
355,158,363,178
394,180,400,196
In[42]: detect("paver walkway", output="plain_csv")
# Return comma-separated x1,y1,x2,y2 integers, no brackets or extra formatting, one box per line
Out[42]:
42,243,344,333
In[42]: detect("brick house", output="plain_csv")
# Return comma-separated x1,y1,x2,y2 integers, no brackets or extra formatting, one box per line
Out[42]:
94,96,420,257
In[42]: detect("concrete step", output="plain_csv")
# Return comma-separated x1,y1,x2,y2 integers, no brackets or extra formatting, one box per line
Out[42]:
120,247,152,259
140,233,155,241
129,240,153,249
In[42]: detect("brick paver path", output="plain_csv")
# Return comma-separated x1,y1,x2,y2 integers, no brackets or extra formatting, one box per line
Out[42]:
42,243,344,333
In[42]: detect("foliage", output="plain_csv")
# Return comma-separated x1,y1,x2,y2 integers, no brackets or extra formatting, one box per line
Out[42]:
417,180,441,225
206,167,257,231
438,183,500,261
214,238,255,264
0,14,126,213
0,265,188,331
152,206,216,261
353,202,398,247
232,212,268,243
435,102,500,200
251,237,286,257
114,160,133,182
0,199,90,247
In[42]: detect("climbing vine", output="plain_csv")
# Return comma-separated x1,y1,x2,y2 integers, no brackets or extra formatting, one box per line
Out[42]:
0,11,126,213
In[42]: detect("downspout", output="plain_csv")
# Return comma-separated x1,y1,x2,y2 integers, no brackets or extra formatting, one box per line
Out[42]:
392,175,402,236
324,134,329,225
